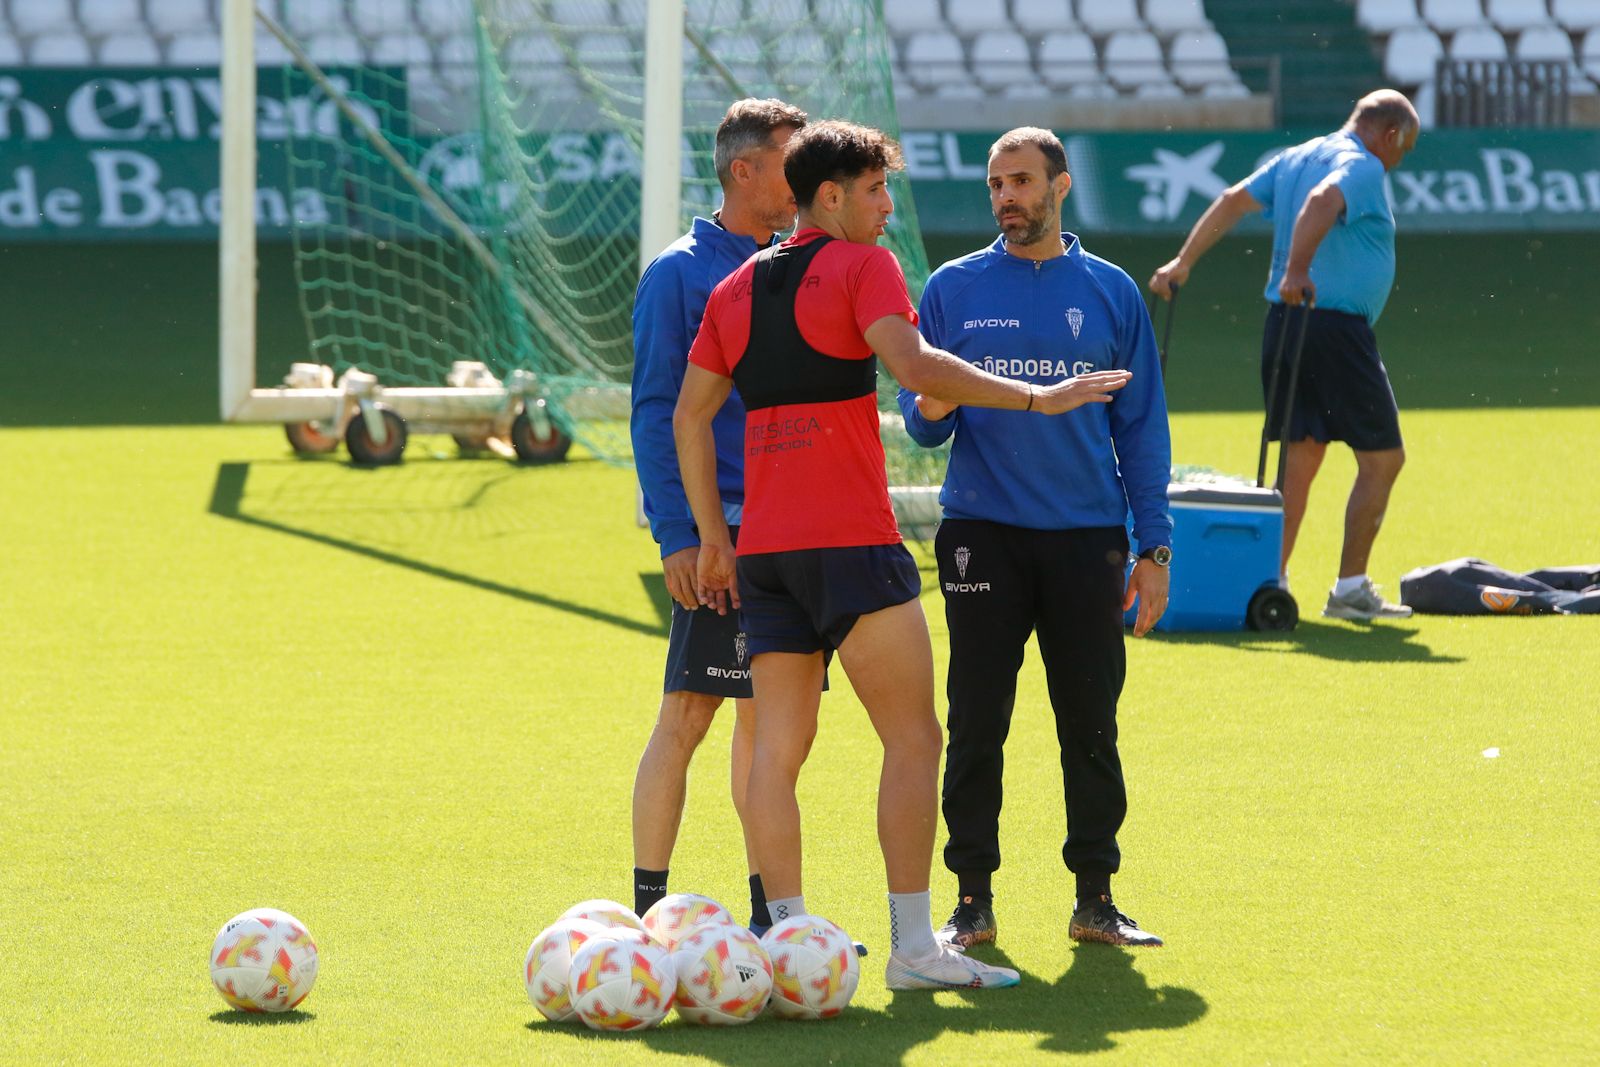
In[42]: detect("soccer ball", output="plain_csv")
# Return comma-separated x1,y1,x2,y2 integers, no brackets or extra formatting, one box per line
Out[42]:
760,915,859,1020
209,908,319,1013
642,892,735,950
524,918,609,1022
560,899,646,933
567,936,676,1031
670,924,772,1025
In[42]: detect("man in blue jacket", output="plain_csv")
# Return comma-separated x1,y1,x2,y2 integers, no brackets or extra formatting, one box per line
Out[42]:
628,98,808,931
899,127,1172,949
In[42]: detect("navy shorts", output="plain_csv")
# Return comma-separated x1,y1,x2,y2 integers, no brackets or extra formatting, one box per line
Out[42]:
737,543,922,657
663,525,751,698
1261,303,1403,452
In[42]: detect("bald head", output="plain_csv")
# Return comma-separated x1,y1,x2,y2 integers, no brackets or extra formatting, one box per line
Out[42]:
1348,89,1420,138
1346,89,1420,171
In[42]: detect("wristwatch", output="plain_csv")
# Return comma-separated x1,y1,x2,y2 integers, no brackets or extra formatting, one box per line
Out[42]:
1138,546,1172,567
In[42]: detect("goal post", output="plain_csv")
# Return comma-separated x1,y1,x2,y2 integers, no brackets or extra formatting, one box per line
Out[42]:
218,0,947,505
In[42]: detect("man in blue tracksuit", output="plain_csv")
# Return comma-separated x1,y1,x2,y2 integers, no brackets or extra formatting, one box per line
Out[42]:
628,98,808,931
899,127,1172,949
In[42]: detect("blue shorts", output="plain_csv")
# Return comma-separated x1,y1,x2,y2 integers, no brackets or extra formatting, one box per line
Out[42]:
663,525,751,697
1261,304,1403,452
736,543,922,657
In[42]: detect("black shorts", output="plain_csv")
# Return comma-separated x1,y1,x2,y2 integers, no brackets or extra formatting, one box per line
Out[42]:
663,525,751,698
1261,303,1403,452
736,543,922,657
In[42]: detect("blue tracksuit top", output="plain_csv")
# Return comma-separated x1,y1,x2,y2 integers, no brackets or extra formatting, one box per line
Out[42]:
630,216,762,558
897,233,1173,552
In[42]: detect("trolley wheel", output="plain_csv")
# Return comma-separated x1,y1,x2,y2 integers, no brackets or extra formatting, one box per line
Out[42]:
285,421,340,455
345,405,408,466
511,403,572,465
1246,586,1299,632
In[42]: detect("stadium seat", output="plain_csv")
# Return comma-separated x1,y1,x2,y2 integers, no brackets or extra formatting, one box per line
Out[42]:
1356,0,1424,34
1076,0,1144,36
970,30,1035,89
79,0,145,36
1385,24,1445,82
903,30,968,90
883,0,942,37
417,0,469,39
8,0,77,37
1421,0,1488,33
1486,0,1556,31
503,33,581,95
1037,29,1100,87
1450,23,1511,56
1411,79,1437,124
1554,0,1600,30
574,32,637,77
706,31,764,84
285,0,348,39
1102,29,1167,88
306,33,364,67
1513,23,1596,89
947,0,1012,37
147,0,215,38
1133,77,1184,97
1200,76,1251,97
0,35,22,64
29,33,94,65
255,30,293,67
1582,27,1600,74
1144,0,1211,36
349,0,394,39
370,33,434,69
98,32,162,64
438,35,482,90
166,33,223,66
550,0,619,30
1011,0,1079,34
1169,28,1234,89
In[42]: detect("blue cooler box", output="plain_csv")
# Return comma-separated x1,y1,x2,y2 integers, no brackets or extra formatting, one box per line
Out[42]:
1125,482,1297,632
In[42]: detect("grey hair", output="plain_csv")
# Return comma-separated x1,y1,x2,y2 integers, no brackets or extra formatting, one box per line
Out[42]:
713,98,809,188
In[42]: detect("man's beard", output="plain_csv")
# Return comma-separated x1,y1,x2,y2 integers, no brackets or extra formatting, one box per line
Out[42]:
997,201,1053,246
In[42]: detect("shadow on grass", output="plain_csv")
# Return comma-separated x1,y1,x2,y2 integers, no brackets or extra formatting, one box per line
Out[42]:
208,462,666,638
1153,618,1461,664
209,1010,315,1025
527,944,1204,1062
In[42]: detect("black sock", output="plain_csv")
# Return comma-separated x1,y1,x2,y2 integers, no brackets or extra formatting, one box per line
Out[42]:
957,871,993,907
1075,871,1111,907
749,874,772,928
633,867,668,917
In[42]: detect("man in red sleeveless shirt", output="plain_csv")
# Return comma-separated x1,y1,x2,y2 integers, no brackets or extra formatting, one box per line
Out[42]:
674,120,1131,990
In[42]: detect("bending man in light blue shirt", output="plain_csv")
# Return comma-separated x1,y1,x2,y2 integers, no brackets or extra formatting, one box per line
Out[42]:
1150,90,1420,621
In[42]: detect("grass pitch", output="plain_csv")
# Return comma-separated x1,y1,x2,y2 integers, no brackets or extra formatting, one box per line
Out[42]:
2,410,1597,1065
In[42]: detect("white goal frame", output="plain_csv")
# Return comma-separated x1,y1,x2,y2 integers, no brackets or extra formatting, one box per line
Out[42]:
216,0,687,430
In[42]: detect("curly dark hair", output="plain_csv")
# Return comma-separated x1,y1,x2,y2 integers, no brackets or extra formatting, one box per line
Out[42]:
782,120,905,209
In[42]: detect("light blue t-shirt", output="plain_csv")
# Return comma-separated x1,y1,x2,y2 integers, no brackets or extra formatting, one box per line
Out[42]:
1244,130,1396,324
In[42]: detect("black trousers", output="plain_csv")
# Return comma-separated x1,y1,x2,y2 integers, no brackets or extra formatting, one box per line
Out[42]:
937,519,1129,879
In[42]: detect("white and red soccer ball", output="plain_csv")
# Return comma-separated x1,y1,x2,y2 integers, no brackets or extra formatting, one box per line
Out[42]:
560,899,646,933
567,935,676,1031
670,923,773,1025
642,892,735,950
760,915,859,1020
524,918,611,1022
209,908,319,1013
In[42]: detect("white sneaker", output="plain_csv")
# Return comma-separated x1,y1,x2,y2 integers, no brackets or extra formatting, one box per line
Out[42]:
1323,579,1413,620
885,942,1021,990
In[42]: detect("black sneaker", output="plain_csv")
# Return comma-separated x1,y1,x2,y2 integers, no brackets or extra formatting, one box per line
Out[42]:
936,896,997,949
1069,895,1163,947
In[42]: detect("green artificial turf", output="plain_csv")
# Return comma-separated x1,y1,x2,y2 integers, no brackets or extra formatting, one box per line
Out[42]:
1,411,1596,1065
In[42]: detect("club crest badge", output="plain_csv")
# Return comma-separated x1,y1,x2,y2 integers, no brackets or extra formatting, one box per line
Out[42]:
1066,307,1084,339
735,632,748,664
954,546,971,579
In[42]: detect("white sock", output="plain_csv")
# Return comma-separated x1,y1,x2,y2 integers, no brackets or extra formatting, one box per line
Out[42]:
1333,574,1368,597
888,891,937,958
767,895,806,924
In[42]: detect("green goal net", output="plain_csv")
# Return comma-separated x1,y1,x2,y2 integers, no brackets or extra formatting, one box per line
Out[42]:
275,0,947,503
